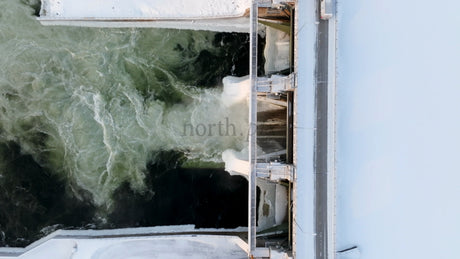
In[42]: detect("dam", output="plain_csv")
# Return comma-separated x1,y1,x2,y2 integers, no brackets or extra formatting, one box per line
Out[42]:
0,0,337,258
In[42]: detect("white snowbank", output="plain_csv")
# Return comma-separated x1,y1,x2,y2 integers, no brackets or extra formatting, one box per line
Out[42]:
336,0,460,258
0,226,250,258
41,0,251,19
20,239,77,259
18,235,247,259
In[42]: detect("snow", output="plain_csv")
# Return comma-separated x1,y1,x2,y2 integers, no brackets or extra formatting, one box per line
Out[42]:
336,0,460,258
38,17,252,33
42,225,247,237
257,180,278,231
17,235,247,259
38,0,252,31
0,226,248,258
292,0,317,258
40,0,250,19
327,3,338,257
270,249,291,259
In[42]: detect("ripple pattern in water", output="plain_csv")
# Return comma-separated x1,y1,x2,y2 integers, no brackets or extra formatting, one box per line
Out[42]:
0,0,250,210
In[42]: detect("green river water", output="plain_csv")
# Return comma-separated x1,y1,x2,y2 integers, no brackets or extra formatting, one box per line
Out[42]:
0,0,256,247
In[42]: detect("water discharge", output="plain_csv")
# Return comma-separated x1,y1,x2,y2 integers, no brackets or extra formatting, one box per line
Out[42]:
0,0,249,209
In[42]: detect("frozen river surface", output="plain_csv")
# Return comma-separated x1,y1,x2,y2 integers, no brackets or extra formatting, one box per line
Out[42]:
336,0,460,258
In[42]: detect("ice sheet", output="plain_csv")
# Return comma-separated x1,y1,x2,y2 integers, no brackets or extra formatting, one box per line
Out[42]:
336,0,460,258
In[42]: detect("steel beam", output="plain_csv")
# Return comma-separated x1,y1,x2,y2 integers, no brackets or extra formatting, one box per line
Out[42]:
248,0,259,255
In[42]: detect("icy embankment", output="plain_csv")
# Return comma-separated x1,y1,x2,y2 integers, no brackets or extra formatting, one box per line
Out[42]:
16,235,247,259
40,0,251,19
336,0,460,258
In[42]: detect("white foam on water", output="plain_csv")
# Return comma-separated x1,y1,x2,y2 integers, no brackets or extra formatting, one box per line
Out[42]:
221,75,250,107
221,148,249,177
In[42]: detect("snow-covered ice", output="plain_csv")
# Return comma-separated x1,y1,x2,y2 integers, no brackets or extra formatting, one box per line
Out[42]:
2,235,247,259
40,0,251,19
336,0,460,258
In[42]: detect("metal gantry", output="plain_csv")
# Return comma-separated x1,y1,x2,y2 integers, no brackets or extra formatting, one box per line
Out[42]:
248,1,295,258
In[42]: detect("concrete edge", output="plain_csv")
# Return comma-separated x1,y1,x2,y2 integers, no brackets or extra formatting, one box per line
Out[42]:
326,0,337,258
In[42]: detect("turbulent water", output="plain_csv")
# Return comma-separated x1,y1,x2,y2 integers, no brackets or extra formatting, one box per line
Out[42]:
0,0,254,246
